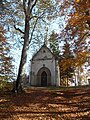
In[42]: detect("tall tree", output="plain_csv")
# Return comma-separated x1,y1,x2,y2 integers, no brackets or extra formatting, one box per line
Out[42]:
59,0,90,85
60,41,74,86
0,25,14,89
12,0,58,92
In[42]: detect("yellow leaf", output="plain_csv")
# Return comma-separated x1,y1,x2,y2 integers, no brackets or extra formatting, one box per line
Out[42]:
76,0,80,3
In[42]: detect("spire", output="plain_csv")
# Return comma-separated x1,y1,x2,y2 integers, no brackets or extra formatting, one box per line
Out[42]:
44,41,46,45
44,27,48,45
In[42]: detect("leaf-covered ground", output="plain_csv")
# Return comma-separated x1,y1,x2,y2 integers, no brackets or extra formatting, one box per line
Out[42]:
0,86,90,120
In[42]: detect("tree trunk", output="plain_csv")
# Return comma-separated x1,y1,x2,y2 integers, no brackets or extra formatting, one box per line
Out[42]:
66,77,68,87
14,17,30,93
75,75,77,86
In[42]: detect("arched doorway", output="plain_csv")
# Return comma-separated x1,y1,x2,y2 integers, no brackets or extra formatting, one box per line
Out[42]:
37,67,51,86
41,71,47,86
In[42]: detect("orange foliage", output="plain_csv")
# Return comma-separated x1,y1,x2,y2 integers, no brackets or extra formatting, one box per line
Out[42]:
0,26,6,42
60,51,89,73
74,51,89,67
76,0,80,3
62,0,90,35
70,0,90,29
60,58,74,71
0,33,6,42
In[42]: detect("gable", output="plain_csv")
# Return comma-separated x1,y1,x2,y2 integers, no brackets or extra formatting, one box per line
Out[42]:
32,44,55,61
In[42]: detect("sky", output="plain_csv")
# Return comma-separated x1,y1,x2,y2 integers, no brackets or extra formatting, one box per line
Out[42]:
9,19,61,77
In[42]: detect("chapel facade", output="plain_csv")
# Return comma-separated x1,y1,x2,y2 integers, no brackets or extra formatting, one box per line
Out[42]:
30,44,60,86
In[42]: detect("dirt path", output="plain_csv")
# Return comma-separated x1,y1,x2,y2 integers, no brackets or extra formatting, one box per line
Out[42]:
0,87,90,120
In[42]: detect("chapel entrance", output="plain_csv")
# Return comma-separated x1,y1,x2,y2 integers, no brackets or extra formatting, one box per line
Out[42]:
41,71,47,86
37,67,51,86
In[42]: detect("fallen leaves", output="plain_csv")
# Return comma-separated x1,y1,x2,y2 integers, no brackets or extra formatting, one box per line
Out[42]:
0,86,90,120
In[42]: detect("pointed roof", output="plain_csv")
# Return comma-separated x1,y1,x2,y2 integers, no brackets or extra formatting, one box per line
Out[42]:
32,43,59,60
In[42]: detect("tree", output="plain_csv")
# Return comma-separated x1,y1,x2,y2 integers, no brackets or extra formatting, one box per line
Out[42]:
12,0,58,92
48,31,60,56
0,25,14,89
60,0,90,50
60,41,74,86
60,0,90,32
59,0,90,85
69,0,90,35
59,0,90,49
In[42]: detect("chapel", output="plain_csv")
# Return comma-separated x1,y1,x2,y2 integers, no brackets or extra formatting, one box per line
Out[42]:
30,44,60,86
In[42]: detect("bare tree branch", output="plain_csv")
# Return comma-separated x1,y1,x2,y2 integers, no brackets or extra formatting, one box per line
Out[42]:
30,0,37,13
29,17,38,44
27,0,31,12
14,24,24,34
23,0,27,14
29,11,46,20
29,11,47,44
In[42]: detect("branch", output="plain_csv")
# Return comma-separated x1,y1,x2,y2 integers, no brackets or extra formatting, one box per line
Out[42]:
30,15,38,20
14,25,24,34
29,17,38,44
29,11,46,44
27,0,30,14
23,0,26,14
80,32,89,41
30,0,37,13
30,11,46,20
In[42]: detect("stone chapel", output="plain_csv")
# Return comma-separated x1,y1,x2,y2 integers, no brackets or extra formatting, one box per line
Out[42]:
30,44,60,86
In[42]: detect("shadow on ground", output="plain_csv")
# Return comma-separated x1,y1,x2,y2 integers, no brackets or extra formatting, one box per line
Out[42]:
0,86,90,120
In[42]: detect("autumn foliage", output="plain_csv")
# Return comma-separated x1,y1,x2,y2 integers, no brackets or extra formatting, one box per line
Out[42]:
0,26,6,42
58,0,90,86
0,25,14,89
